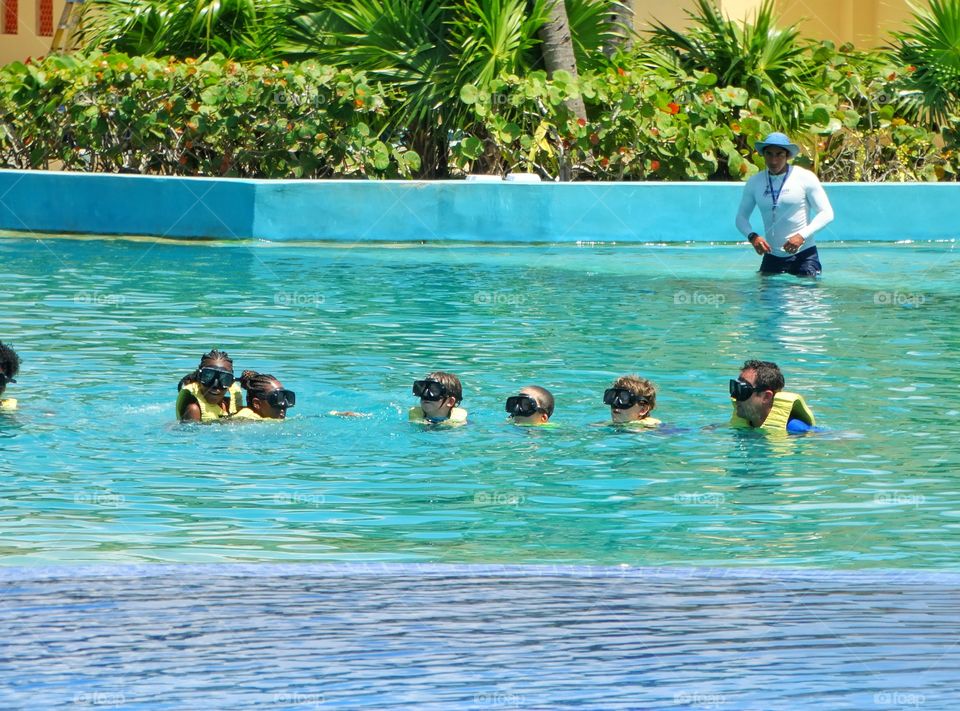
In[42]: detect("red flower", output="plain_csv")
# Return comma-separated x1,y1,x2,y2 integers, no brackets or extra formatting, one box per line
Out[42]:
887,72,897,81
617,67,626,77
600,157,610,168
667,102,680,114
907,65,917,73
650,160,661,171
589,132,599,145
577,118,587,127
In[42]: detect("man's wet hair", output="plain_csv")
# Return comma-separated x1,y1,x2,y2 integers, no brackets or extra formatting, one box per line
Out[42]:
425,371,463,404
523,385,555,417
0,341,21,381
178,349,235,390
742,360,785,393
612,375,656,409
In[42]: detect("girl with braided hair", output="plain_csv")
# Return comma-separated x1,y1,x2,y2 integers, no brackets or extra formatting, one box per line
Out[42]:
0,341,21,411
176,349,244,422
231,370,296,421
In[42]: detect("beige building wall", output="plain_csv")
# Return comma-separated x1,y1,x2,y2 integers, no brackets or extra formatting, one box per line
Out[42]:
630,0,923,47
1,0,68,65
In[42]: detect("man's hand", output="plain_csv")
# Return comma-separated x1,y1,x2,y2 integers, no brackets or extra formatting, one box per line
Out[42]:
783,233,805,254
749,234,771,255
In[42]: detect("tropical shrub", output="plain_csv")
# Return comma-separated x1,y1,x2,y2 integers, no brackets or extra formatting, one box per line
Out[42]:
890,0,960,125
0,53,420,178
640,0,814,130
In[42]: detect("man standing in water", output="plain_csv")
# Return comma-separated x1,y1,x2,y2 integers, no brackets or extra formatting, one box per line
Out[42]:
735,132,834,277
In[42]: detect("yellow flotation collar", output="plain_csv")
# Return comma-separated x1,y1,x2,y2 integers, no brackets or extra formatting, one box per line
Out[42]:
231,407,265,421
176,381,243,421
409,405,468,424
730,391,815,432
623,416,661,428
0,398,16,411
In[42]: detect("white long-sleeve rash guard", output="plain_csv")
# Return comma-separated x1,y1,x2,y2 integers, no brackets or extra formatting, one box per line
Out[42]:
735,165,834,257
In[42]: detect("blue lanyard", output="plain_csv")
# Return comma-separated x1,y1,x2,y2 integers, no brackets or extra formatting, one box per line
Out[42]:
766,165,791,212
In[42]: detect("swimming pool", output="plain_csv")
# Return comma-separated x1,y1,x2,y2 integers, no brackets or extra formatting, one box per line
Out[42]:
1,234,959,706
2,235,958,568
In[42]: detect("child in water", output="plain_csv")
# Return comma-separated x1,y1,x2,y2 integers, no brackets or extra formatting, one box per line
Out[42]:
232,371,296,420
505,385,554,425
176,349,244,422
604,375,660,428
0,341,21,411
409,371,467,424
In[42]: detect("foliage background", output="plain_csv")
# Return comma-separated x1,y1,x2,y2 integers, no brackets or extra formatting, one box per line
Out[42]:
2,0,960,181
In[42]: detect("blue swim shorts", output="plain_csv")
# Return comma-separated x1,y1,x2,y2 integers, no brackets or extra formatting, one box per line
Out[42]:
759,246,822,277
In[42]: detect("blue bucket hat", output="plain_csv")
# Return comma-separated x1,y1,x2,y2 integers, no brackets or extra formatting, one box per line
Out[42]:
754,132,799,158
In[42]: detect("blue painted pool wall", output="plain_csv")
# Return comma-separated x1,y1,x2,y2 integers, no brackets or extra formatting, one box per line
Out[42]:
2,170,958,242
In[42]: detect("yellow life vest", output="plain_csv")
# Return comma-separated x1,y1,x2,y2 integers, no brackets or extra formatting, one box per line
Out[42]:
623,416,661,428
230,407,265,421
730,391,815,432
409,405,468,424
0,398,16,411
176,381,243,421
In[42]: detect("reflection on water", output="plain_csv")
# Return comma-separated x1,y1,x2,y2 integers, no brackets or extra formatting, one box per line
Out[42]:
1,237,959,567
1,564,957,709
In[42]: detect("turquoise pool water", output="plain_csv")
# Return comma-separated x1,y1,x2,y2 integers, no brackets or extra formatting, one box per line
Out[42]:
1,235,959,568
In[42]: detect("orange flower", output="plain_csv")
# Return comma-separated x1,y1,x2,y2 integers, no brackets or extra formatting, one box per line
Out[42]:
667,102,680,114
577,118,586,127
650,159,660,171
600,157,610,168
617,67,626,77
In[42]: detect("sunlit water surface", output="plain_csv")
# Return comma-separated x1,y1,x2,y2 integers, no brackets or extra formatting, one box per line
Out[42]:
1,236,958,568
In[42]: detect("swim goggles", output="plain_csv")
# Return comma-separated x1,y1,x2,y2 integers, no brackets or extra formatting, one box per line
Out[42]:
198,367,235,389
412,379,448,402
729,379,758,402
603,388,650,410
505,394,543,418
0,372,14,387
260,388,296,409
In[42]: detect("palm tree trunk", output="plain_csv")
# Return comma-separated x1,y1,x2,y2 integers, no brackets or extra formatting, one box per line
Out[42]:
538,0,587,122
605,1,634,55
538,0,587,180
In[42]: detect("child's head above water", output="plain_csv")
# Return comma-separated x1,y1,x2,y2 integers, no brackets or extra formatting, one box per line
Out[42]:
239,370,296,420
505,385,554,425
412,371,463,422
179,349,235,404
0,341,21,399
604,375,656,423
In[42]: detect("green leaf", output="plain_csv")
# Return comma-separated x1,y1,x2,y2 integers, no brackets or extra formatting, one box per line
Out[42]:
460,136,484,160
460,84,480,104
